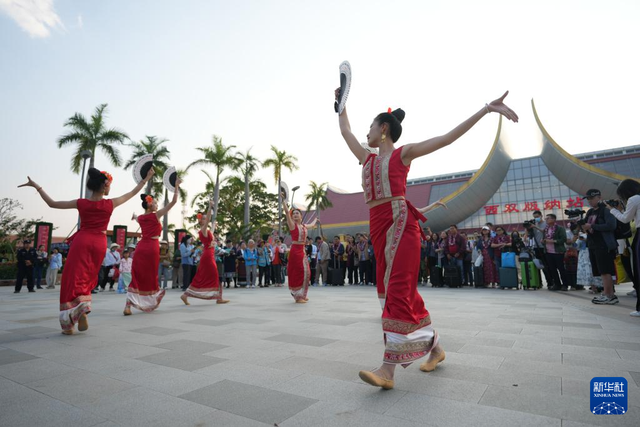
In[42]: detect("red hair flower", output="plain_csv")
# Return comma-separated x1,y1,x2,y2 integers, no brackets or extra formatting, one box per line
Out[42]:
101,171,113,183
197,213,203,220
387,107,392,113
145,195,154,204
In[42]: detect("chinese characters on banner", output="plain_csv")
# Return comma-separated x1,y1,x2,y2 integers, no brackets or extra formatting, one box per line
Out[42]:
113,226,127,255
34,222,52,252
484,196,583,216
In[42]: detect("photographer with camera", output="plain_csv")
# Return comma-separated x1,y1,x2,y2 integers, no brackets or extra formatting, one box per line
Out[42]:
523,210,552,286
581,189,618,305
541,213,568,291
607,179,640,316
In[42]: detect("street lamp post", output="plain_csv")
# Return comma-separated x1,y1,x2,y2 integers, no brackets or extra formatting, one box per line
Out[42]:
290,186,300,208
77,150,92,229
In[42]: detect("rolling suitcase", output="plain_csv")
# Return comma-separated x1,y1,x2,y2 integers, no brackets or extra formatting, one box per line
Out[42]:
521,261,540,289
430,266,443,287
499,267,518,289
443,266,462,288
328,259,344,286
473,265,484,288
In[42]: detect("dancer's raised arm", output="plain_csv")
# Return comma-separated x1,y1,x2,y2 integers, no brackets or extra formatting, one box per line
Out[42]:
112,169,155,208
18,177,77,209
335,88,369,164
401,91,518,164
417,200,448,215
201,199,214,234
281,195,296,231
156,177,182,219
306,218,320,229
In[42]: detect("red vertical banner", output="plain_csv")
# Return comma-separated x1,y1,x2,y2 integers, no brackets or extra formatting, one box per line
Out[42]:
113,226,127,255
34,222,53,252
174,229,188,254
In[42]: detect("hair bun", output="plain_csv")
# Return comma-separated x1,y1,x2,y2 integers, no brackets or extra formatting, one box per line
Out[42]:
140,194,148,202
392,108,405,123
87,168,102,179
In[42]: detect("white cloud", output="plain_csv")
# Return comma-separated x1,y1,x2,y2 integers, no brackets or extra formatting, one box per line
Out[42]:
76,13,82,28
0,0,64,38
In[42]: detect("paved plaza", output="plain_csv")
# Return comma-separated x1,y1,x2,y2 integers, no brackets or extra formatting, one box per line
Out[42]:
1,283,639,427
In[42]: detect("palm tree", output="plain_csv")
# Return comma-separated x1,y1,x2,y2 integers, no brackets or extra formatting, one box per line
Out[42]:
305,181,332,236
186,135,239,220
262,145,299,235
124,136,170,195
237,148,260,235
57,103,128,173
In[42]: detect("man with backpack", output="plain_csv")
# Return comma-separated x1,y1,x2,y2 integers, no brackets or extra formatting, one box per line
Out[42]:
581,189,618,305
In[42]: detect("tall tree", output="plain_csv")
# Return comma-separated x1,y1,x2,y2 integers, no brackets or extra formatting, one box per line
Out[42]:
57,103,128,173
304,181,332,237
236,148,260,236
186,135,239,221
262,145,298,235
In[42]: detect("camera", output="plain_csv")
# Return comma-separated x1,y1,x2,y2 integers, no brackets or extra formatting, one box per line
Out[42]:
523,219,535,227
606,199,620,208
564,209,586,219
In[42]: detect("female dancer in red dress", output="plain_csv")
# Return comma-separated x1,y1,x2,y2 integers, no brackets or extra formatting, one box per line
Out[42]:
124,178,182,315
282,196,319,303
19,168,154,334
336,88,518,389
180,200,229,305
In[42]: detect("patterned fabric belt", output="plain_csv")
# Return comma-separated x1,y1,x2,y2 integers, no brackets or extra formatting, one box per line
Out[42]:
291,241,305,245
377,198,427,240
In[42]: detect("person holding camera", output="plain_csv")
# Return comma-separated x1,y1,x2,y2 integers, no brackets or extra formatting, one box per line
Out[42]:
541,213,568,291
581,189,618,305
524,210,553,285
607,179,640,316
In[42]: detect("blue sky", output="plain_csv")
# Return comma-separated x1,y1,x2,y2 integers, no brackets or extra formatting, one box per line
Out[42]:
1,0,639,236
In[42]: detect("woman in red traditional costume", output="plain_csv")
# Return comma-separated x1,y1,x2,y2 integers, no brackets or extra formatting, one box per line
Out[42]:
123,178,182,315
180,200,229,305
282,196,319,303
18,168,154,334
336,88,518,389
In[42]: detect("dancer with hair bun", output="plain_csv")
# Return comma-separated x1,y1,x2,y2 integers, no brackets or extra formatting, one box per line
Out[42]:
123,178,182,315
282,195,319,303
336,87,518,389
180,200,229,305
18,168,154,334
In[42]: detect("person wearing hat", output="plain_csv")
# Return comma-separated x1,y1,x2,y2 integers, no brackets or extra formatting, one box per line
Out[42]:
581,189,618,305
15,239,37,293
99,243,121,292
158,240,171,290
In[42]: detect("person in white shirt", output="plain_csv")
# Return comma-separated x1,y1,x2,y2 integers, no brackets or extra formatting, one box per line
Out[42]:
117,250,133,293
608,179,640,316
99,243,121,292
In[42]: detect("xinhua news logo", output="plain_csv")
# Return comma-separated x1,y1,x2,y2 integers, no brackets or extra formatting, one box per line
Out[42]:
590,377,628,415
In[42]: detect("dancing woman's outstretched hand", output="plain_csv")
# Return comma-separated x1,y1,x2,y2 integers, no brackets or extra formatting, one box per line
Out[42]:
487,91,519,123
18,176,39,189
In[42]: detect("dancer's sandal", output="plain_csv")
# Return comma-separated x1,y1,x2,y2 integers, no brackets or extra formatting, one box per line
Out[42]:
77,313,89,332
358,370,394,390
180,294,190,305
419,350,446,372
216,299,230,304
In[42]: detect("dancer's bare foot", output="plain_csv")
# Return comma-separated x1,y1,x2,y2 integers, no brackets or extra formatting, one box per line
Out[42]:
420,344,445,372
216,299,230,304
295,299,307,304
77,313,89,331
61,329,74,335
123,306,132,316
359,364,395,389
180,294,190,305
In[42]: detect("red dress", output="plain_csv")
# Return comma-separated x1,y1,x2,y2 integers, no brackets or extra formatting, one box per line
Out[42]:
126,213,165,312
362,148,439,366
288,223,310,301
184,230,222,300
59,199,113,331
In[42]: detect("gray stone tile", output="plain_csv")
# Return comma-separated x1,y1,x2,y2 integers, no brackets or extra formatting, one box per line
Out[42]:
154,339,229,354
630,371,640,387
86,386,216,426
179,379,317,424
616,349,640,361
0,357,76,384
268,356,363,382
26,370,136,406
562,352,640,371
0,332,36,344
130,326,185,336
302,317,361,326
562,337,640,351
193,360,303,388
137,350,227,371
107,364,223,396
385,391,561,427
10,326,60,335
0,348,38,366
265,333,337,347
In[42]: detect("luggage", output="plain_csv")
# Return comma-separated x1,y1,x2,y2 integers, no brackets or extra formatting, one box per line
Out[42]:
501,252,516,268
430,266,443,287
443,266,462,288
499,267,518,289
473,265,485,288
328,259,344,286
520,261,540,289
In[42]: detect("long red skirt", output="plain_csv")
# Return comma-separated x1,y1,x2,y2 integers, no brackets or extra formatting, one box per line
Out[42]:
126,238,165,312
288,244,310,301
370,199,439,366
184,247,222,300
59,230,105,331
